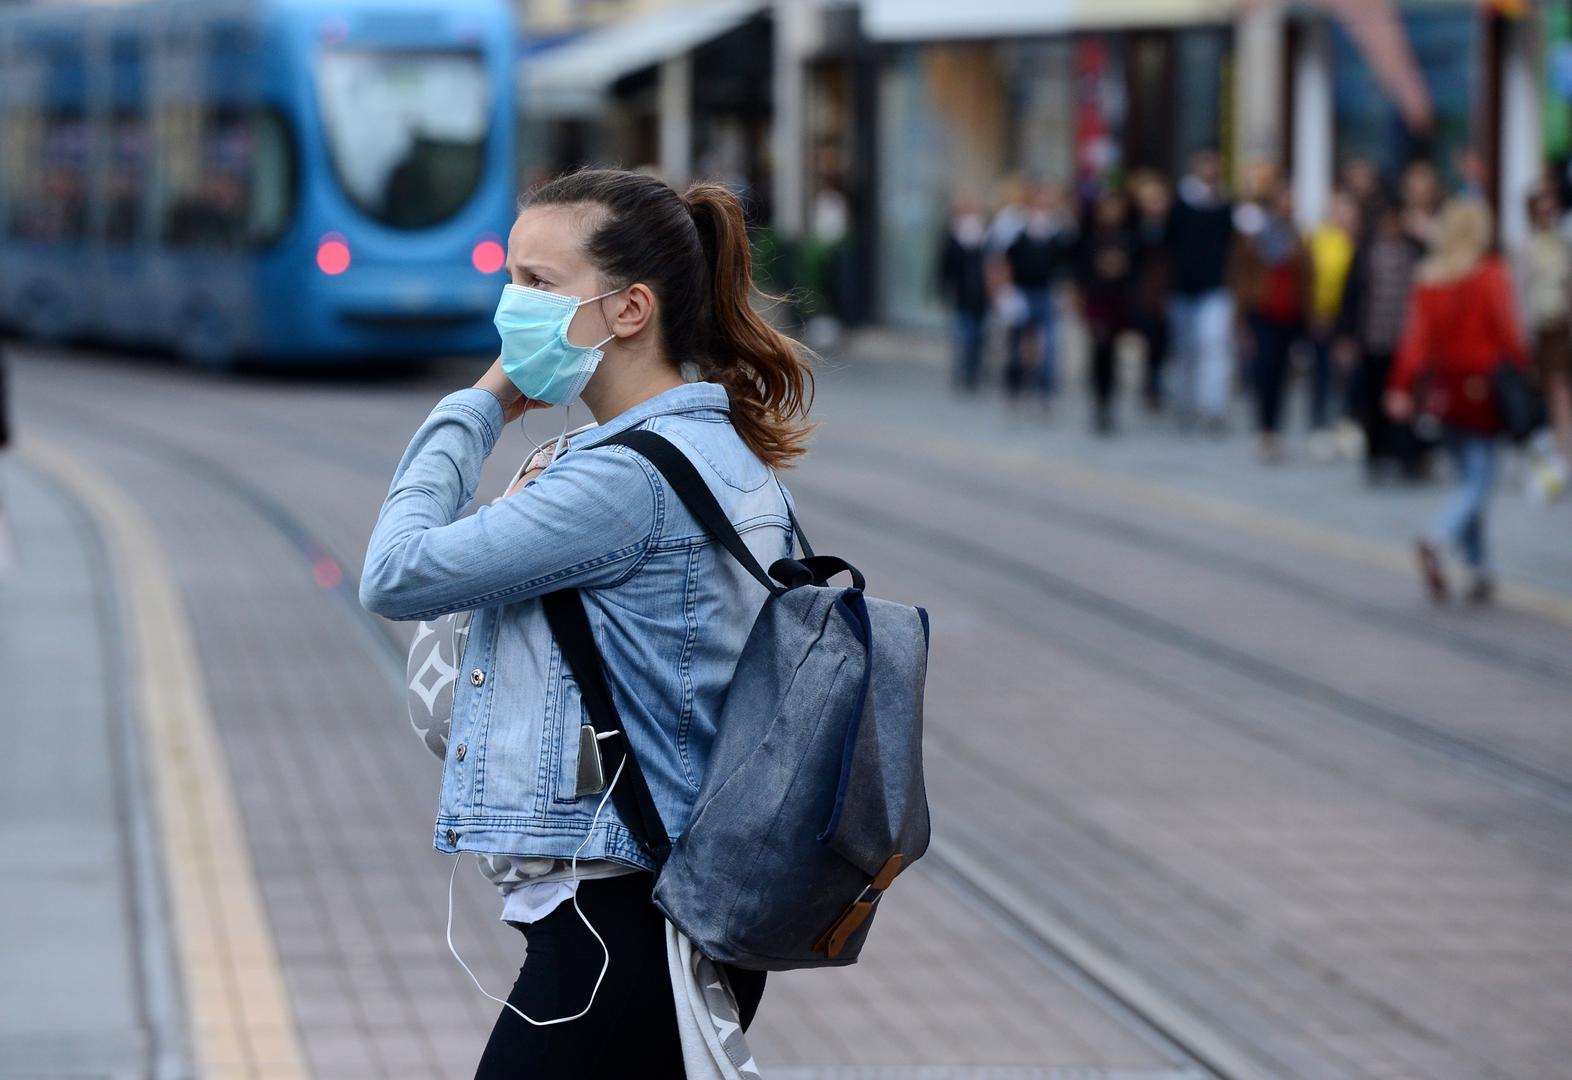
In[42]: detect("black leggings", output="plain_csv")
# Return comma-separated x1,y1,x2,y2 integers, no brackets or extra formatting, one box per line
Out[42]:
1251,316,1297,435
474,872,766,1078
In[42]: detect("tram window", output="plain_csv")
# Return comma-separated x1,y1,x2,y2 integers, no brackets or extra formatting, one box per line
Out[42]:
4,108,89,243
0,110,21,238
158,106,296,249
104,114,151,245
315,48,488,229
250,110,296,246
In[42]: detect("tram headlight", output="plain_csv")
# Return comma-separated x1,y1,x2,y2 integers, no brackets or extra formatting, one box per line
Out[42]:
471,239,506,275
316,234,352,275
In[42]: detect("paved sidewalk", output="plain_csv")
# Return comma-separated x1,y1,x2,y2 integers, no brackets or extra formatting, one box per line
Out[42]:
0,452,182,1078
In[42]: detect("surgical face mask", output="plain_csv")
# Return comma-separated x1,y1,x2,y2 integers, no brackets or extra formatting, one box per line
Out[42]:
493,283,623,406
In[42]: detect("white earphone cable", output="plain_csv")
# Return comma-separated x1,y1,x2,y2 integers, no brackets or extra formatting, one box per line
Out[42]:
444,749,627,1026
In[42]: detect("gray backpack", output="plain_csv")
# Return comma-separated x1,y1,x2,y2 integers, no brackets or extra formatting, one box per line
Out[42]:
542,430,931,970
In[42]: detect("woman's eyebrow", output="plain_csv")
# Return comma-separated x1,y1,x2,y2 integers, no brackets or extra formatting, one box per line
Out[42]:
512,260,561,278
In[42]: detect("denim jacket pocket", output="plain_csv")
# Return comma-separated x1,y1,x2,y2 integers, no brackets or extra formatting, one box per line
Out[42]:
552,668,587,805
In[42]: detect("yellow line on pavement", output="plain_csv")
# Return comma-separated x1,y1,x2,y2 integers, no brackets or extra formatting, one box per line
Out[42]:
23,435,309,1080
854,422,1572,629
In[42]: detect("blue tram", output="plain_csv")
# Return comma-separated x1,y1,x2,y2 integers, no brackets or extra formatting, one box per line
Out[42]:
0,0,517,364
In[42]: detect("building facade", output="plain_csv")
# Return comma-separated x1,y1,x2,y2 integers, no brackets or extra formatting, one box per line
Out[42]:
518,0,1549,328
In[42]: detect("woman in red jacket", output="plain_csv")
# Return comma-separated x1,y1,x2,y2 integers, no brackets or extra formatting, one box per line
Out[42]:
1387,198,1528,602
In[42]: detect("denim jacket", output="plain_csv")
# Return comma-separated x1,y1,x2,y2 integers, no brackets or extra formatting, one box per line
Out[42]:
360,382,795,871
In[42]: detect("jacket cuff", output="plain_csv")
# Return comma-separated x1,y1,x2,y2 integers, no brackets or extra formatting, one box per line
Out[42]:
432,387,507,449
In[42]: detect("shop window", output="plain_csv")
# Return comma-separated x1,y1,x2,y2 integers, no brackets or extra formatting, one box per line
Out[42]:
103,113,150,245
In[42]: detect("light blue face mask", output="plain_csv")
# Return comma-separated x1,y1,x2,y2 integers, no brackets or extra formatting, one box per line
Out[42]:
493,283,624,406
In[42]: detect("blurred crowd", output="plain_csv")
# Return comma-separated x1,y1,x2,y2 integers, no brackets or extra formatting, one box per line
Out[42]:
934,149,1572,515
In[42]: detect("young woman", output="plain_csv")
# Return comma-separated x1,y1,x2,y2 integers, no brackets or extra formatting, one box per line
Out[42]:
360,168,813,1074
1387,197,1527,603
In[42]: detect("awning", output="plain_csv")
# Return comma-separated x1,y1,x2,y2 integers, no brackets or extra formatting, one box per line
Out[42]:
862,0,1236,41
522,0,765,118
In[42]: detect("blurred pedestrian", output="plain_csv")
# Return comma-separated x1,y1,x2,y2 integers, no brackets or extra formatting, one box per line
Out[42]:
1399,160,1443,250
936,192,991,392
1075,188,1136,434
0,342,10,454
1337,200,1425,481
1387,198,1529,603
1305,189,1360,458
1004,183,1076,404
1453,146,1487,201
1129,171,1173,412
1517,185,1572,502
0,341,11,575
1166,147,1236,430
985,176,1030,380
1232,183,1312,462
1339,157,1385,226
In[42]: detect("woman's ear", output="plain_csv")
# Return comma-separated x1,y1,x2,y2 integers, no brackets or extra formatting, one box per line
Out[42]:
605,283,655,341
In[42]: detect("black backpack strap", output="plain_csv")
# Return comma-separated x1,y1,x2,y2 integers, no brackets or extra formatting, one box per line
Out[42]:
788,506,815,559
540,589,671,865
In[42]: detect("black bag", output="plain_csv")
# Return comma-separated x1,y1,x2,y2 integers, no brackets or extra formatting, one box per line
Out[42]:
1492,360,1545,443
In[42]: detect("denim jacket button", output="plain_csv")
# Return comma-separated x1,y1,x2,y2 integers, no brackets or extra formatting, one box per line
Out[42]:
445,828,458,846
469,668,485,687
455,743,467,762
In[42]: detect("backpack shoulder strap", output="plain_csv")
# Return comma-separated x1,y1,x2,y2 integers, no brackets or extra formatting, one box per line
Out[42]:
601,429,804,594
540,588,671,865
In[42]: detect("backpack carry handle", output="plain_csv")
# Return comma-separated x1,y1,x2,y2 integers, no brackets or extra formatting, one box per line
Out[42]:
770,555,865,592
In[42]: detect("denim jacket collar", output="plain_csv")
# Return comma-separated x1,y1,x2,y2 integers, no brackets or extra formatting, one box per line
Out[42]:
566,381,730,453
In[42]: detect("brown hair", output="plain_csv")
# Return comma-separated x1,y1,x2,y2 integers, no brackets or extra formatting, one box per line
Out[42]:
524,168,814,468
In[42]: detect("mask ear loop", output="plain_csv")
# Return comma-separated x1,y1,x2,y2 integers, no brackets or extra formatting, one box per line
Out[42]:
445,749,628,1026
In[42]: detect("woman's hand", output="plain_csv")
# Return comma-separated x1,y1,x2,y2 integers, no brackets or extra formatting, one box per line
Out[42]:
474,358,550,425
1384,388,1413,422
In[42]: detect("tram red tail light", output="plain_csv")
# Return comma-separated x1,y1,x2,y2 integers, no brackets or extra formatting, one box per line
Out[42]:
471,239,505,275
316,234,351,275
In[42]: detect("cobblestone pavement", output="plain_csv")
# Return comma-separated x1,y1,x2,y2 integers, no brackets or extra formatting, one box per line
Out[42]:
6,341,1572,1079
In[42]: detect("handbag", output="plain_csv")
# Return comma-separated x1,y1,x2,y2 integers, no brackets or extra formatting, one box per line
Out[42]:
1492,360,1546,443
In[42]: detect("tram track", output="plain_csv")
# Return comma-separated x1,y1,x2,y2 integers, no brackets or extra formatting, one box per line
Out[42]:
157,377,1572,819
51,360,1572,816
95,364,1572,820
793,475,1572,818
815,431,1572,688
39,391,1235,1079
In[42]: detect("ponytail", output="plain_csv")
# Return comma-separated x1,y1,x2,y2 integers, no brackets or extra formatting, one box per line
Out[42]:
684,183,815,468
526,168,815,469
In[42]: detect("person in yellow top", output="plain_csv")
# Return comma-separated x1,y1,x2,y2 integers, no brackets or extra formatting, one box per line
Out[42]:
1305,190,1360,460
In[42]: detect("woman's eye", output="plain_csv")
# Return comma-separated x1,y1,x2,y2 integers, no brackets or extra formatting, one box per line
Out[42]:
526,274,549,288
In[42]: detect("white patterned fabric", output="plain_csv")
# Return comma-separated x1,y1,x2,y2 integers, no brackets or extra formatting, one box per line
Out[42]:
667,920,762,1079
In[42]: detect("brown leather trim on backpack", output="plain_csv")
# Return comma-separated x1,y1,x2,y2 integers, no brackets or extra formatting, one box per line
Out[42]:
813,853,905,959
